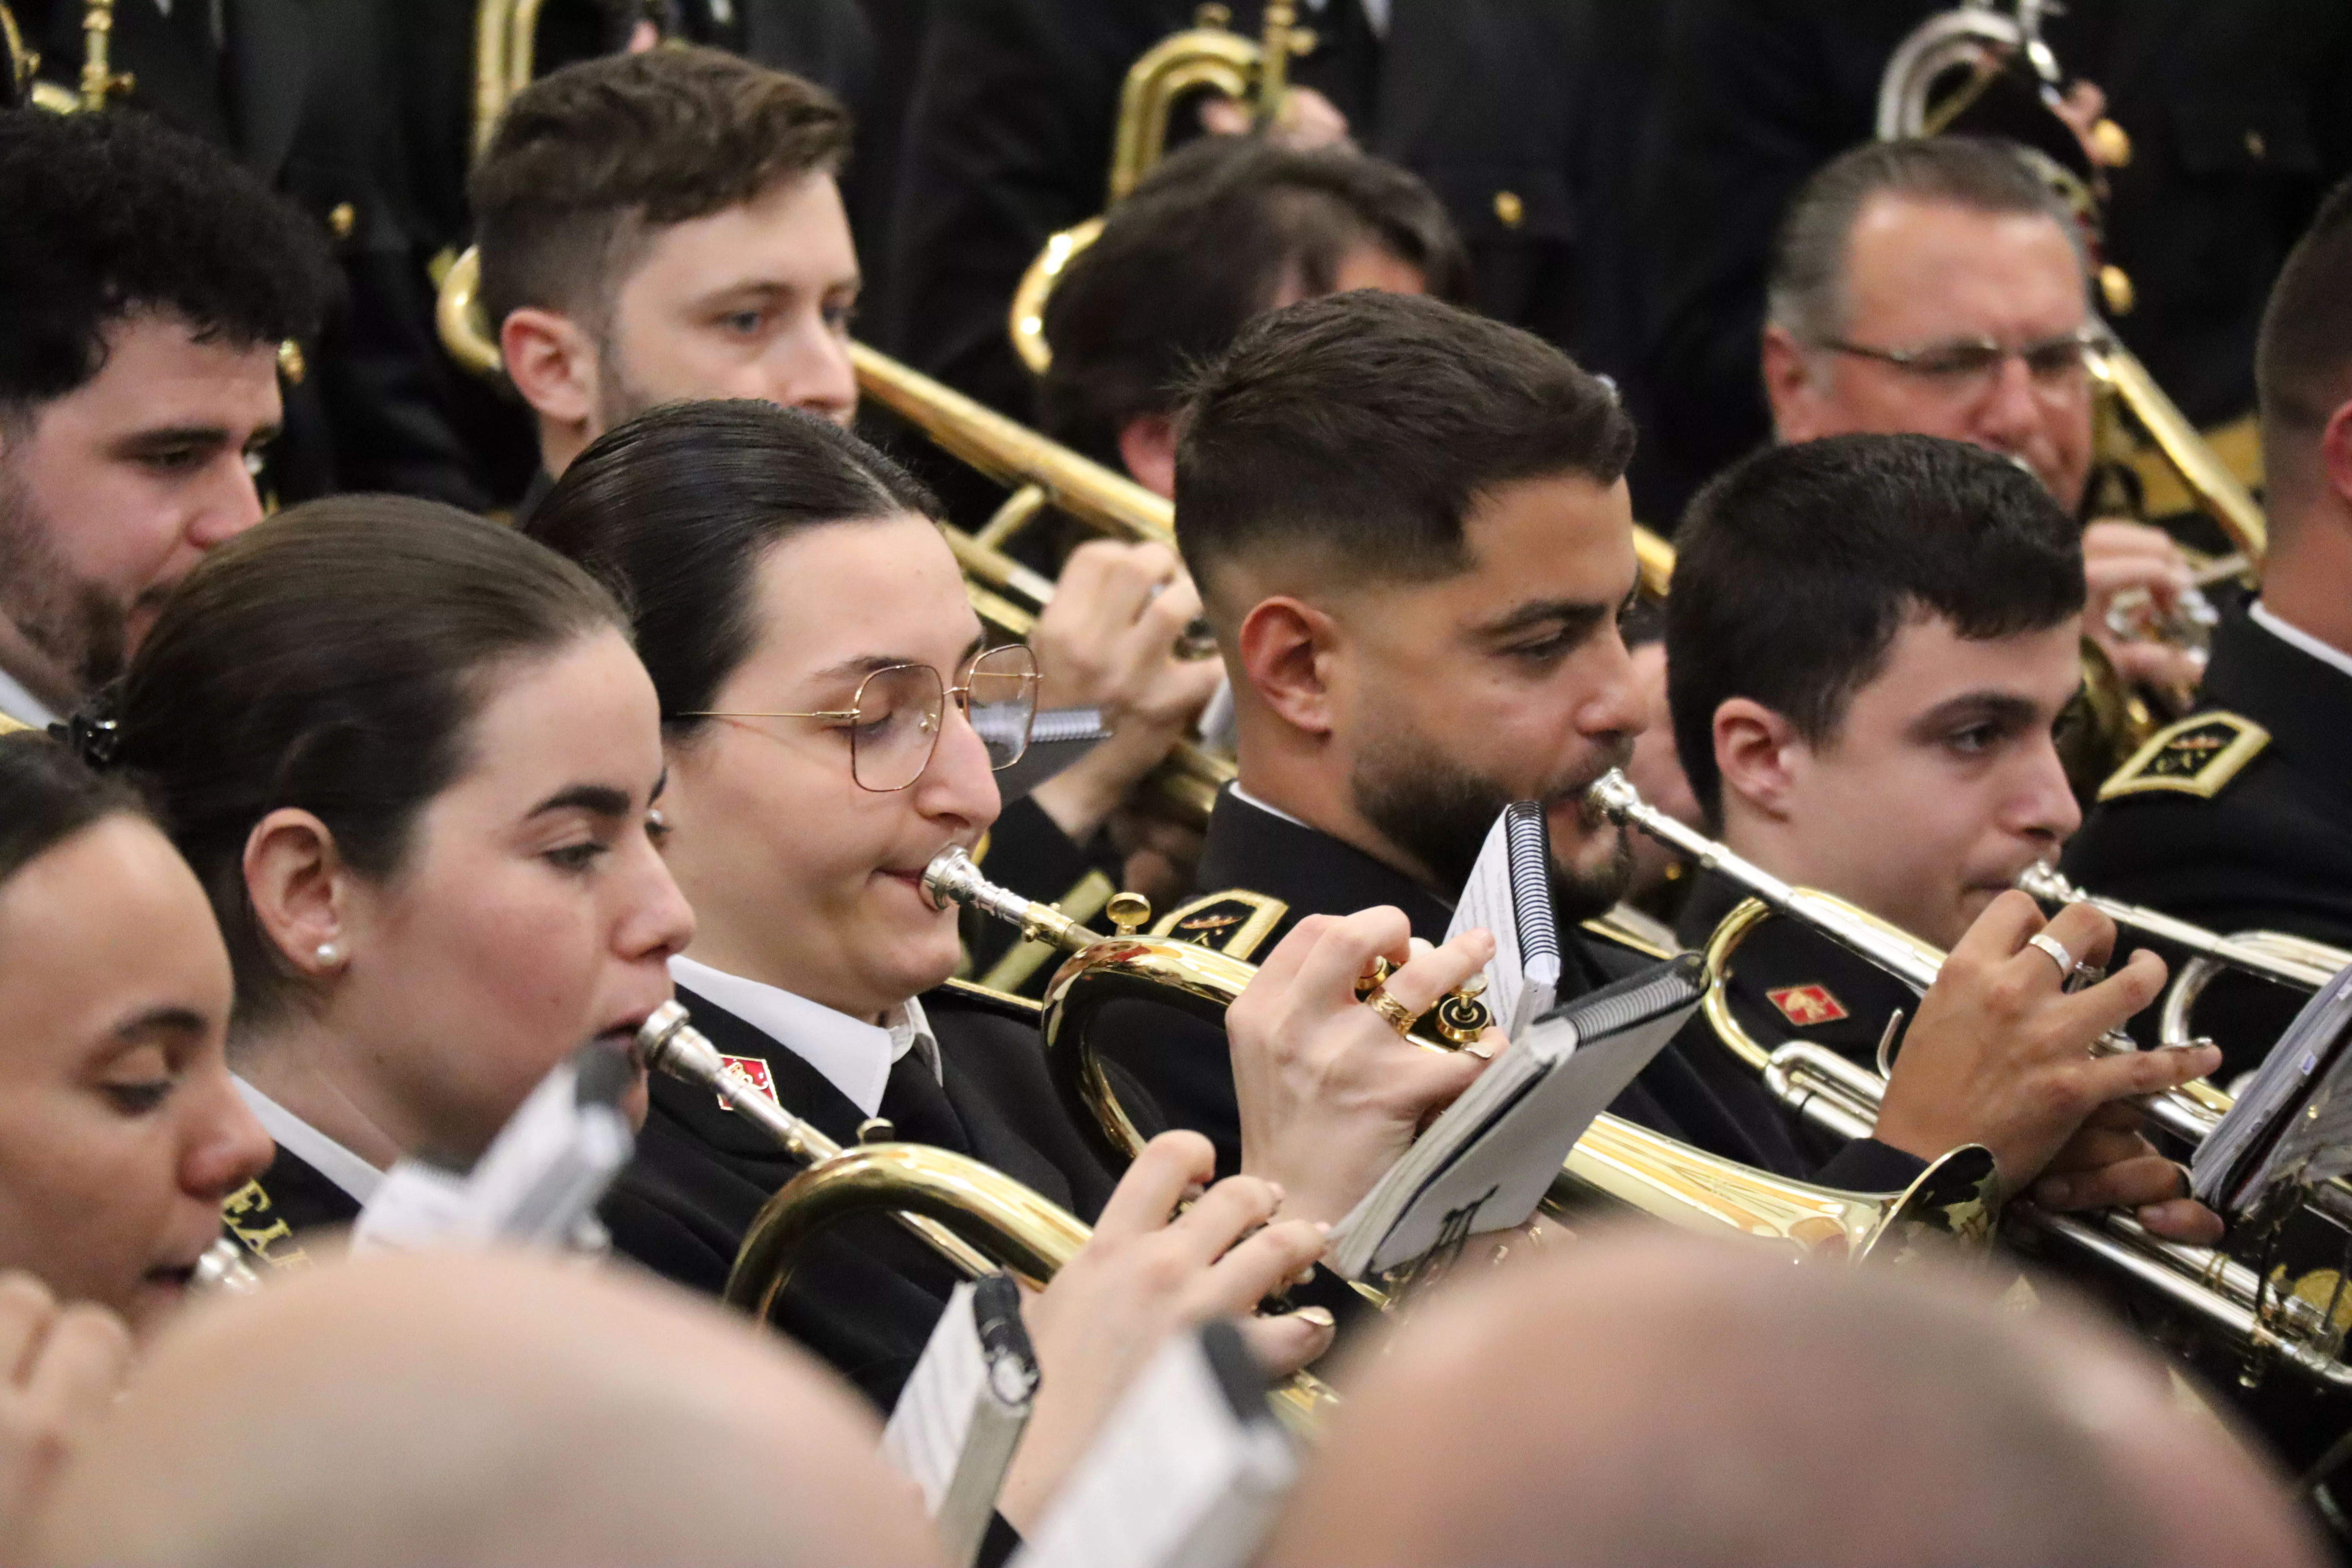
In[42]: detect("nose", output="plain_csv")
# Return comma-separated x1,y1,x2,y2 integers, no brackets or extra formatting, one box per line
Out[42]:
185,452,268,550
2011,730,2084,851
182,1070,275,1202
1968,351,2047,457
912,700,1004,835
616,836,697,965
776,322,858,428
1575,624,1651,747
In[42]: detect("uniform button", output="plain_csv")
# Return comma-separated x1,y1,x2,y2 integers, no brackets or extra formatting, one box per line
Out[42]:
2244,129,2267,162
327,201,356,239
1493,189,1524,229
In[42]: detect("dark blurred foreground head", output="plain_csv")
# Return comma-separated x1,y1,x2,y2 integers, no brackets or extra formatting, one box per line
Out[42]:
1263,1229,2321,1568
35,1250,942,1568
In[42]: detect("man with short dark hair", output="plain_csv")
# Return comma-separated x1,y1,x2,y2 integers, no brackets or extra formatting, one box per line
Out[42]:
474,44,864,490
1103,291,2212,1221
2066,180,2352,1076
0,109,328,729
1760,137,2200,700
1039,135,1469,495
1663,433,2215,1240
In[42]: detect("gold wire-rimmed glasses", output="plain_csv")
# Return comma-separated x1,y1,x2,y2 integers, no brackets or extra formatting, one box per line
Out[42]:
682,644,1041,792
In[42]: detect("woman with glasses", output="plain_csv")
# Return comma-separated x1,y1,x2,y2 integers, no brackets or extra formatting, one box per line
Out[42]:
528,404,1494,1490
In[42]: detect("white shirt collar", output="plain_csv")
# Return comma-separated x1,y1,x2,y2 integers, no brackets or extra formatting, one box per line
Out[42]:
234,1075,384,1204
1228,780,1316,831
2248,601,2352,684
0,666,57,730
668,955,942,1118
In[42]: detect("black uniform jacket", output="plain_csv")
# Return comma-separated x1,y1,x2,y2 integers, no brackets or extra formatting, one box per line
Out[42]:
1635,0,2352,519
602,977,1121,1412
1090,788,1926,1195
884,0,1598,423
2063,611,2352,1083
218,1144,361,1275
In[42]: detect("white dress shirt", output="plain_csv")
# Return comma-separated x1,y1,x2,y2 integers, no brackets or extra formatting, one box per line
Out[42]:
669,955,942,1118
2249,600,2352,685
1301,0,1388,39
234,1076,383,1205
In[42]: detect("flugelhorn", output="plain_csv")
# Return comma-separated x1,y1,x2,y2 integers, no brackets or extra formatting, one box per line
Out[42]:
1590,769,2352,1394
920,846,2004,1269
633,1001,1340,1430
2016,862,2349,1056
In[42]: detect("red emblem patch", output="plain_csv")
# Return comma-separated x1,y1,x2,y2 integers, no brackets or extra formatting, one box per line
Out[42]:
715,1054,778,1112
1766,984,1849,1027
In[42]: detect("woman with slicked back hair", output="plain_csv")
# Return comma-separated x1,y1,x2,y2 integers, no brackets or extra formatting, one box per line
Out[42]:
103,493,696,1257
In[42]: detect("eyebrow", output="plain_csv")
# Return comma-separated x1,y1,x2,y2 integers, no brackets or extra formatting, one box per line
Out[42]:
1905,691,2045,740
113,1005,207,1043
810,633,989,688
1473,596,1618,641
526,783,636,819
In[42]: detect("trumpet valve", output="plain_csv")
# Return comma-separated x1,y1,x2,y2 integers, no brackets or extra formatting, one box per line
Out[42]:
857,1118,897,1146
1107,891,1152,936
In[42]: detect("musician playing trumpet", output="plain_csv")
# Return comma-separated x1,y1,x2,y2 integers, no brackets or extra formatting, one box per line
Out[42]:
474,45,1220,935
1663,431,2218,1240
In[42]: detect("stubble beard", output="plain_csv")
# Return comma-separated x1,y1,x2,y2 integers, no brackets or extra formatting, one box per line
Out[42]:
1349,726,1637,922
0,460,128,699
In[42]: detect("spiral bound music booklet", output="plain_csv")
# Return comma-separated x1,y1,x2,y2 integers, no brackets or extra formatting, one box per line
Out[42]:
1012,1321,1296,1568
1445,800,1563,1041
2192,951,2352,1210
1325,954,1704,1282
883,1274,1039,1568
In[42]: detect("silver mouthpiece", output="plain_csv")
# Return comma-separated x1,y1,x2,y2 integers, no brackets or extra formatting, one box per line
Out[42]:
1586,768,1641,824
2014,862,2081,905
922,845,987,912
636,1000,726,1088
192,1238,261,1298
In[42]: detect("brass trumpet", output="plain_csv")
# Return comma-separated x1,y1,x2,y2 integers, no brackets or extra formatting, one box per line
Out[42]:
2015,862,2349,1056
919,846,2004,1270
15,0,129,113
1009,0,1310,375
632,1000,1339,1430
1590,768,2352,1394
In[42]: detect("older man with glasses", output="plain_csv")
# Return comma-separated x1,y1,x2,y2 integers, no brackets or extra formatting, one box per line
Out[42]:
1757,136,2203,703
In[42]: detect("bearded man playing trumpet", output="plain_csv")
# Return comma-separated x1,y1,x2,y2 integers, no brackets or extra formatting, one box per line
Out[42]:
1105,289,2217,1231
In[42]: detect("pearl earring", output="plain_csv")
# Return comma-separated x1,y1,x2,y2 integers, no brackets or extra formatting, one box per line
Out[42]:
315,942,343,967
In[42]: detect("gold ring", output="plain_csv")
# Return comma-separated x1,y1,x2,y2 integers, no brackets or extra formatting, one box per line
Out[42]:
1360,983,1418,1039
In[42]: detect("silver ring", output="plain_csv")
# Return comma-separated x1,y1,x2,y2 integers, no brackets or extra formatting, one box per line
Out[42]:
2026,932,2077,980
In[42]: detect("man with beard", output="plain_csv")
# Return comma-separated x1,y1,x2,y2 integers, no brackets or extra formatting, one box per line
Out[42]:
1664,433,2219,1243
1094,292,2219,1223
0,110,328,729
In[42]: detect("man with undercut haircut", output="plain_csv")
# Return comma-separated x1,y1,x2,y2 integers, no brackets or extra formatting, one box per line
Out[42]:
1663,432,2218,1244
2066,180,2352,1080
475,44,1223,943
0,109,328,731
1095,290,2218,1233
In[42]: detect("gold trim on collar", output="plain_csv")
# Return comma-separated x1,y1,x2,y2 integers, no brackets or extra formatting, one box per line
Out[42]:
0,715,31,736
1580,904,1687,962
2098,712,2270,802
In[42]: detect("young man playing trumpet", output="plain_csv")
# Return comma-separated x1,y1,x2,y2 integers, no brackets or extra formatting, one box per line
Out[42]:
1664,431,2218,1239
1115,289,2218,1232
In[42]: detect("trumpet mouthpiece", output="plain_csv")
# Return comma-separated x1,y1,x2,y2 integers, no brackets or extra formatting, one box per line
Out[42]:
636,1001,723,1087
1587,768,1640,823
2015,862,2078,903
922,845,983,911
